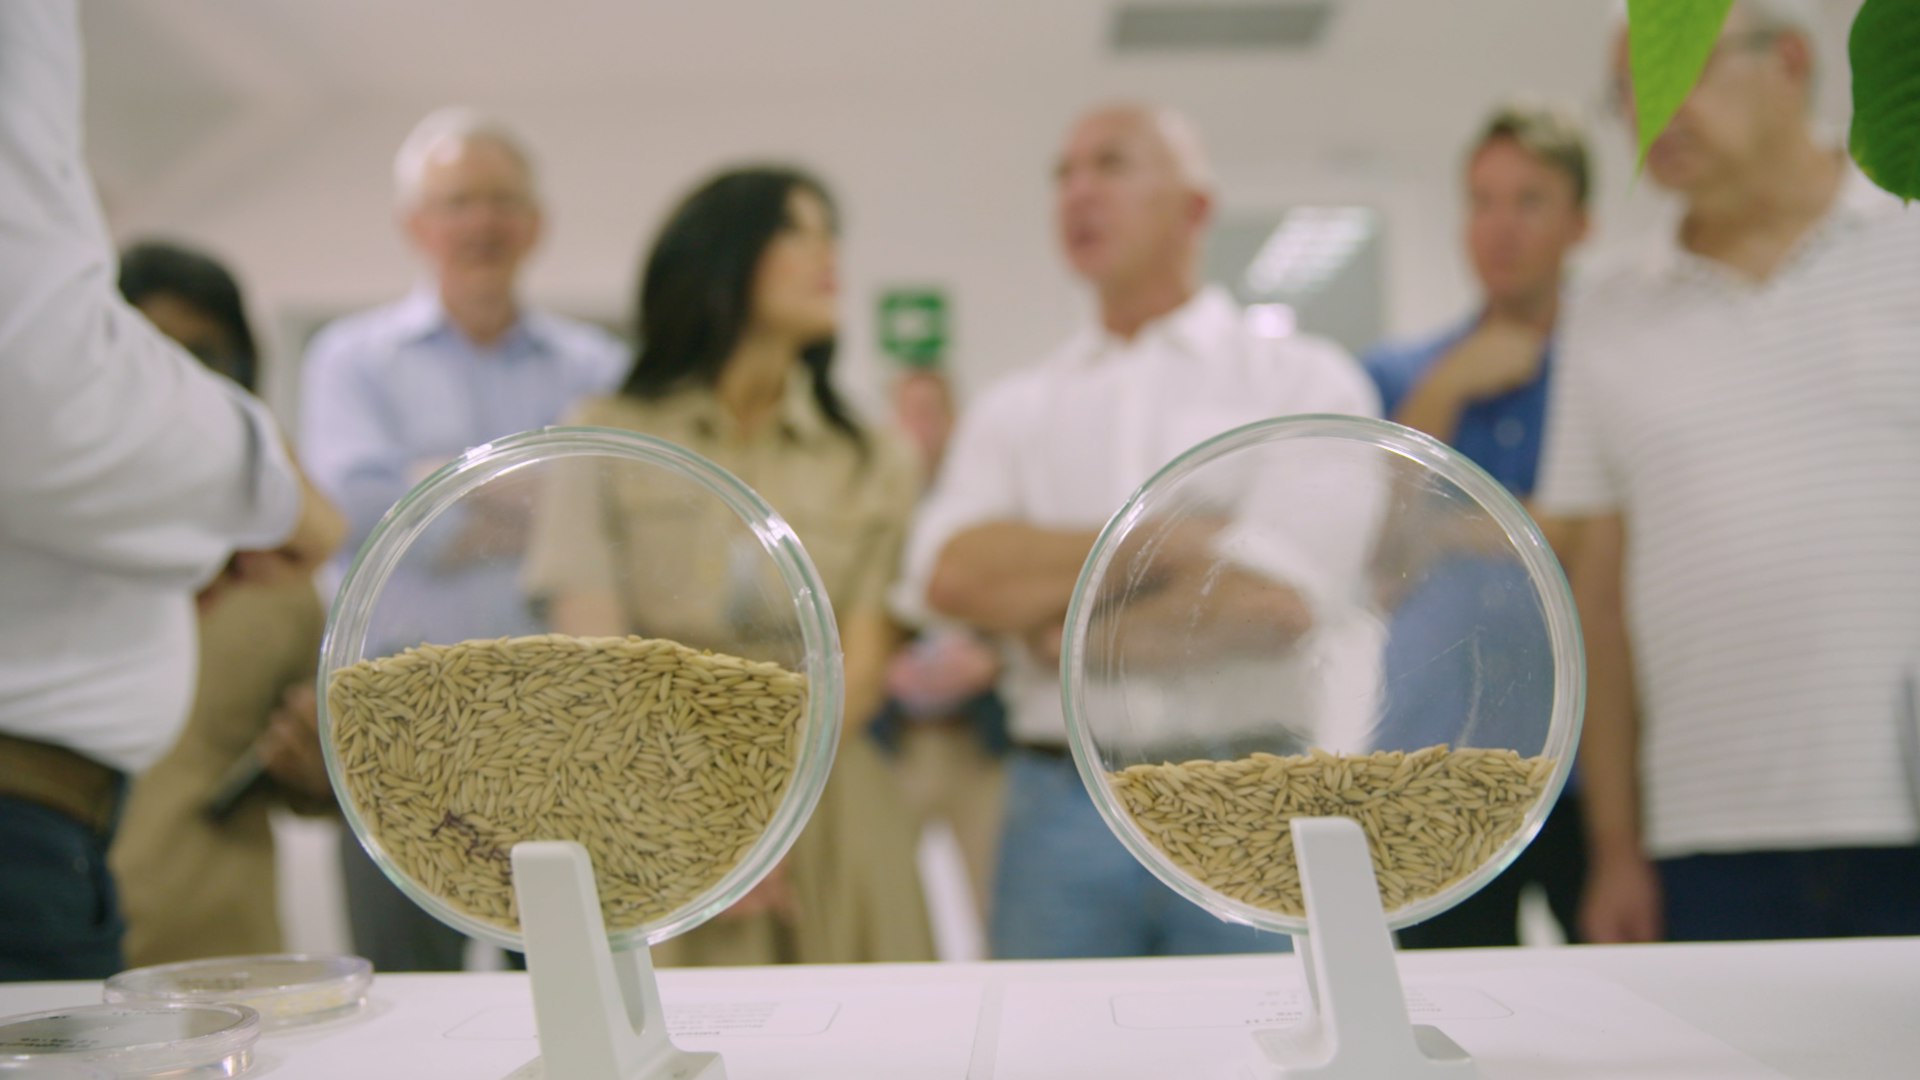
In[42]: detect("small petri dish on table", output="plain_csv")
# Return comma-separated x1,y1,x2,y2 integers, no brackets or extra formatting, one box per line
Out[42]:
104,953,373,1029
0,1001,261,1077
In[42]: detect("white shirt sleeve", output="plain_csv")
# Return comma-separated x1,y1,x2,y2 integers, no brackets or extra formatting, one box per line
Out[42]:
891,376,1030,626
0,1,300,587
1534,286,1623,519
1210,335,1385,615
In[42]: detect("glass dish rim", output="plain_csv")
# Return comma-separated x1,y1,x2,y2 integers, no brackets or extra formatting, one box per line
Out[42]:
316,425,845,951
1059,413,1586,935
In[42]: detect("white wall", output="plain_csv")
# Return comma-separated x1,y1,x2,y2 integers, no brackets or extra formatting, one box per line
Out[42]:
112,86,1079,425
93,0,1859,428
110,81,1551,428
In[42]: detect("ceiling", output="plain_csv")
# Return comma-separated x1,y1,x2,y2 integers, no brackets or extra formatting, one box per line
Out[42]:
78,1,1639,216
79,0,1865,228
71,0,1862,413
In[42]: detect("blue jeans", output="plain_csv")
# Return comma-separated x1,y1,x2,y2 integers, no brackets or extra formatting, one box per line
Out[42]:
1659,844,1920,942
990,750,1291,959
0,796,124,981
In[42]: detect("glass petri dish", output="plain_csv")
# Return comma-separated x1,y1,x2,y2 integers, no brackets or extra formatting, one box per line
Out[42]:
104,954,372,1029
1061,415,1583,935
0,1002,260,1078
317,427,843,952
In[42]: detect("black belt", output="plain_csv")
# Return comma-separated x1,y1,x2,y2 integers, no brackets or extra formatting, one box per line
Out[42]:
1012,741,1074,760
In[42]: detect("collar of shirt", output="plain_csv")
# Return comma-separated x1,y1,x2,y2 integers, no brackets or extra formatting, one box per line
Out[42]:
1641,160,1892,286
679,373,831,447
1056,285,1243,370
390,284,556,359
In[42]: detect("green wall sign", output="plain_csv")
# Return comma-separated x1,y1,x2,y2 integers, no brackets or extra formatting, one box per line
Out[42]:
878,288,948,369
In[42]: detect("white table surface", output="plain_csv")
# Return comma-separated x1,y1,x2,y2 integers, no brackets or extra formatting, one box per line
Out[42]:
4,938,1915,1079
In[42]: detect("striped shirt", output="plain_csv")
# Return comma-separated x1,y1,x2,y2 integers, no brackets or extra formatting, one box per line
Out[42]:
1537,170,1920,858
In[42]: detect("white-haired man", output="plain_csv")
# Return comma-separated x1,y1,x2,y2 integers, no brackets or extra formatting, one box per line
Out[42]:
300,109,623,970
1539,0,1920,943
899,103,1378,958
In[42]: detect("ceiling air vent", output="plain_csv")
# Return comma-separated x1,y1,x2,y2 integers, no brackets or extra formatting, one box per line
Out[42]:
1111,1,1333,52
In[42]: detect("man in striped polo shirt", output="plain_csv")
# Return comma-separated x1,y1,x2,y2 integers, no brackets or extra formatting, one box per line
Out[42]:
1538,0,1920,943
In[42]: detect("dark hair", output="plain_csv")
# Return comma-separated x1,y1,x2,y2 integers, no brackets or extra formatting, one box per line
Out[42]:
619,166,864,453
117,240,261,392
1471,103,1593,209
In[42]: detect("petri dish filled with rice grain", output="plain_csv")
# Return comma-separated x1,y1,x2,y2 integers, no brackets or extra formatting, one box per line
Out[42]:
1060,415,1583,935
316,427,843,952
0,1003,260,1077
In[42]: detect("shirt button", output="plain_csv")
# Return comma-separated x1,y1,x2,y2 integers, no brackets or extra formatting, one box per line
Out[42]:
1495,418,1526,448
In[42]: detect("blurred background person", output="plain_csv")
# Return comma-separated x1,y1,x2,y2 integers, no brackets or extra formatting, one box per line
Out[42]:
300,108,624,971
873,363,1009,942
1361,104,1592,948
109,240,338,966
890,368,958,478
525,166,936,965
0,0,340,981
1540,0,1920,944
1365,104,1588,501
898,103,1378,960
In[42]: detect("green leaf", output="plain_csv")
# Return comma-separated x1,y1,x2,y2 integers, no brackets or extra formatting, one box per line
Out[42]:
1850,0,1920,202
1627,0,1735,167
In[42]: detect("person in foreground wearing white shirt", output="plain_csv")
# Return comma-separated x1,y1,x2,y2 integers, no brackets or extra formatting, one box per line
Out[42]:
899,103,1378,959
1538,0,1920,944
0,1,342,981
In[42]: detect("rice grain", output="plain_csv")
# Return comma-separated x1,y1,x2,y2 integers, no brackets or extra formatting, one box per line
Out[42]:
327,634,806,935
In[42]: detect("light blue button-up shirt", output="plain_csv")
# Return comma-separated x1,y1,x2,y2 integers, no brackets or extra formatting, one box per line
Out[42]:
299,288,624,654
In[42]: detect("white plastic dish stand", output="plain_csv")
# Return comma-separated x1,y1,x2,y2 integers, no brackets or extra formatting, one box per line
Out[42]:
1242,817,1478,1079
503,841,726,1080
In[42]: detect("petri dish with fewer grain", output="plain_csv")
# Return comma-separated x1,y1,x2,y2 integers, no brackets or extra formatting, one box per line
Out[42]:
104,953,372,1029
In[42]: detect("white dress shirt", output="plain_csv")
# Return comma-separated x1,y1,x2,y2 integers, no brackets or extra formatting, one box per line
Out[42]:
0,1,301,772
899,286,1381,746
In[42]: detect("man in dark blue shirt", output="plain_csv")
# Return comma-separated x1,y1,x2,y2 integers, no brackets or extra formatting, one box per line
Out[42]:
1364,104,1592,948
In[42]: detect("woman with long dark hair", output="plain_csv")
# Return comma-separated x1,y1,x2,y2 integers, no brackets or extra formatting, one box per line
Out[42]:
526,168,934,964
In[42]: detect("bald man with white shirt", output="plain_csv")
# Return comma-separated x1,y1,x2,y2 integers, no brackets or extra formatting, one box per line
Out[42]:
899,104,1378,959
